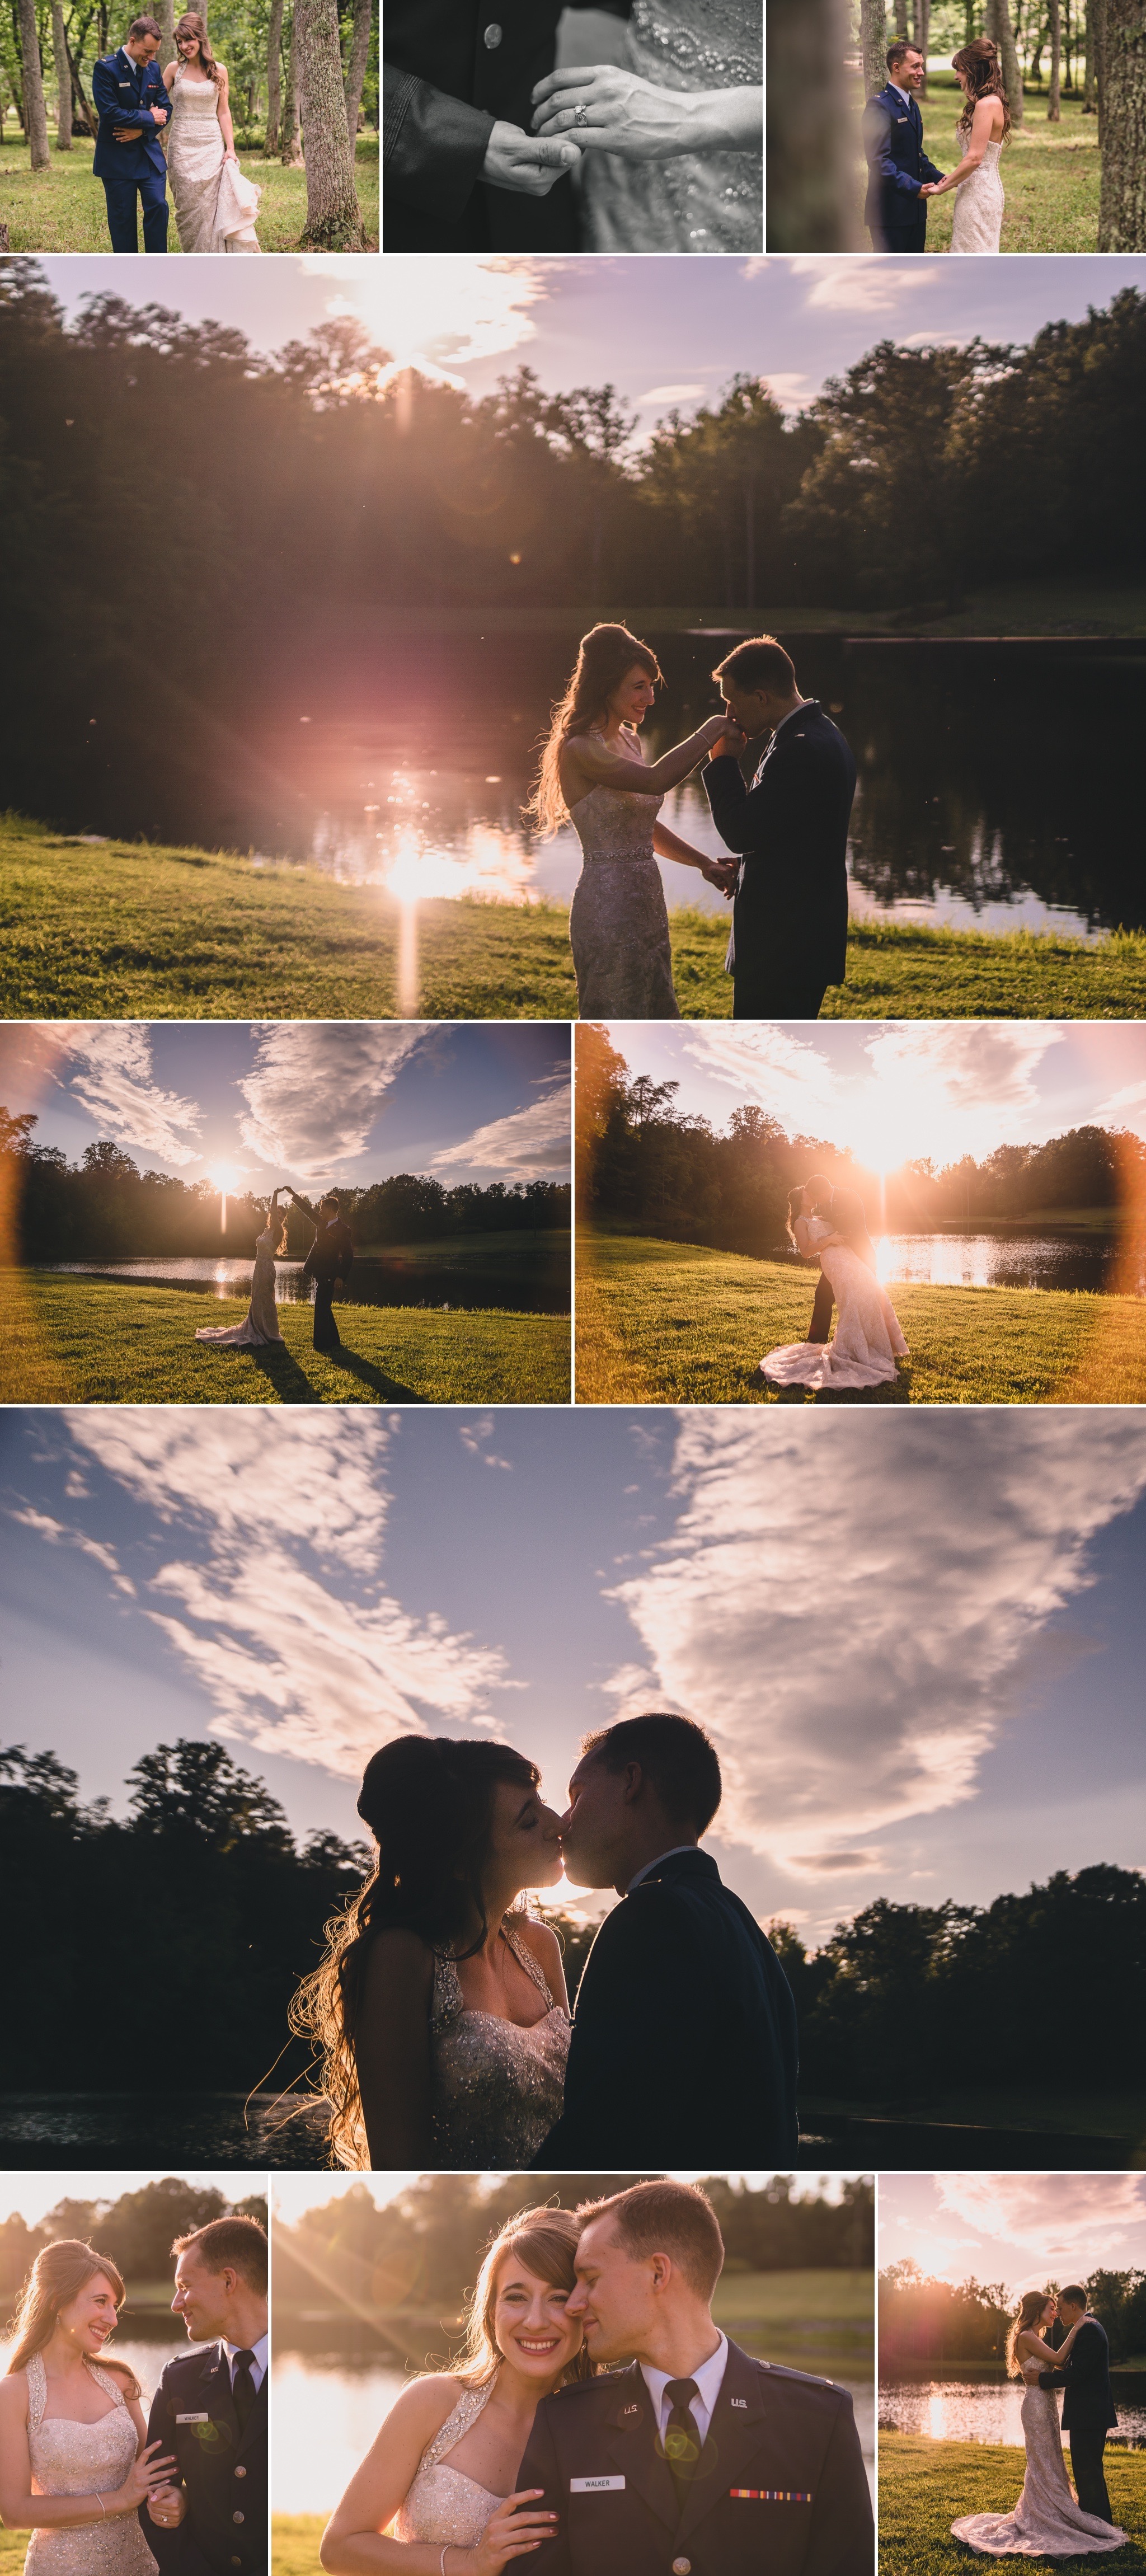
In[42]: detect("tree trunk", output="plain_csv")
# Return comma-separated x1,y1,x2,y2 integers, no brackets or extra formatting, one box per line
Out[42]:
65,32,98,139
17,0,51,167
988,0,1026,121
860,0,888,102
344,0,370,147
1092,0,1107,135
295,0,366,244
281,7,303,163
51,0,70,143
264,0,284,152
765,0,861,249
913,0,929,96
1048,0,1062,110
1098,0,1146,246
158,0,174,58
1083,0,1097,107
896,0,909,32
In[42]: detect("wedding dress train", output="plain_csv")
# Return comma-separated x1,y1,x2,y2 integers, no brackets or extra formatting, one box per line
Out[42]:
950,132,1004,252
951,2363,1127,2556
23,2353,158,2574
581,0,763,252
761,1216,908,1391
195,1221,284,1346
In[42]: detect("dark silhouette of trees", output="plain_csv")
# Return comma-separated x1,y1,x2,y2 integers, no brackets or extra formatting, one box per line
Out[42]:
879,2259,1146,2363
0,2177,269,2312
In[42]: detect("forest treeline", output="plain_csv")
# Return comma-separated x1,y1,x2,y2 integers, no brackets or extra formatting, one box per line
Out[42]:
576,1027,1145,1257
1,0,377,151
3,1738,1142,2123
879,2263,1146,2366
0,2176,269,2311
275,2172,875,2322
0,1112,570,1260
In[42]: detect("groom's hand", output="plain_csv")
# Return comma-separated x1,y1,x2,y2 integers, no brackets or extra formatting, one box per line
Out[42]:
481,120,581,196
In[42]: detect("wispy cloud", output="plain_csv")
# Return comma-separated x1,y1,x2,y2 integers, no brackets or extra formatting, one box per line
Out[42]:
790,255,943,314
237,1024,428,1180
678,1020,1063,1167
429,1079,571,1178
12,1024,203,1166
936,2173,1146,2268
604,1413,1146,1873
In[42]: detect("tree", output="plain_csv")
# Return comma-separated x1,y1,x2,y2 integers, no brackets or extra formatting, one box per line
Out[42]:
126,1738,295,1854
295,0,366,247
766,0,861,249
860,0,889,100
343,0,370,146
1098,0,1146,247
17,0,51,167
913,0,931,95
987,0,1026,124
264,0,284,153
280,3,303,162
51,2,71,146
1048,0,1063,114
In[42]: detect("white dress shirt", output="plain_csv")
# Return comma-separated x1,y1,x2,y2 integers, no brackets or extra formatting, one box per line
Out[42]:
626,1845,699,1894
889,80,912,107
223,2331,267,2395
641,2334,729,2447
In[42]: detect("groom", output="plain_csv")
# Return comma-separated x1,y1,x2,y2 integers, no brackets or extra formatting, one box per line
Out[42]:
143,2215,269,2574
1039,2287,1119,2524
862,41,945,252
533,1712,799,2168
384,2,628,252
92,15,171,254
518,2178,873,2576
702,636,857,1020
289,1189,354,1352
801,1175,878,1345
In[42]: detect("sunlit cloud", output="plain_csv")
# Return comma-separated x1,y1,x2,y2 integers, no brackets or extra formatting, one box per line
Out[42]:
1095,1078,1146,1136
359,254,555,379
237,1024,428,1181
429,1079,571,1178
678,1021,1064,1169
761,372,811,410
789,255,942,312
603,1412,1146,1871
638,382,707,405
8,1023,202,1166
936,2173,1146,2267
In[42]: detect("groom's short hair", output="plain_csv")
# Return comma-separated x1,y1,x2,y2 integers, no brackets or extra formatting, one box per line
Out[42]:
1059,2286,1088,2308
713,636,796,697
127,13,162,35
577,2180,725,2300
887,38,920,68
172,2215,268,2293
579,1712,721,1834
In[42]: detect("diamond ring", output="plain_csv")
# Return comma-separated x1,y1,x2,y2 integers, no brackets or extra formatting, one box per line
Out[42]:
574,101,589,126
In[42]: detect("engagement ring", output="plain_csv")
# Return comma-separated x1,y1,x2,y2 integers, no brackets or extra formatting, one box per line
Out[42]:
574,102,589,126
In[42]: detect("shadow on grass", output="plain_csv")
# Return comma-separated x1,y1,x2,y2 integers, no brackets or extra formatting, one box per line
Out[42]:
240,1345,323,1402
763,1366,913,1406
324,1345,430,1403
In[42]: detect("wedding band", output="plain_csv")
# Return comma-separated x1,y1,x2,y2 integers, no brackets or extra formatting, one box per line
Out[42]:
574,102,589,126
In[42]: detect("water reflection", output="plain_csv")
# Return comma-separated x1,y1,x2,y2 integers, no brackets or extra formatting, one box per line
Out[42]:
871,1232,1135,1295
44,1256,571,1315
0,2090,327,2166
880,2377,1146,2447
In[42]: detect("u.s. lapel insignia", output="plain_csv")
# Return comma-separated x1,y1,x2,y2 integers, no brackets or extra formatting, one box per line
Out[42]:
731,2398,747,2409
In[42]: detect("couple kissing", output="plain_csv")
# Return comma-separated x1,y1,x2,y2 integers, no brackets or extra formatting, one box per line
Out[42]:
320,2180,873,2576
292,1712,799,2172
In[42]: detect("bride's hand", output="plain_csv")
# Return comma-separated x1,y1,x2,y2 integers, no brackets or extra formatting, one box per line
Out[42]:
114,2443,180,2513
147,2483,187,2530
530,63,696,159
455,2491,560,2571
698,712,744,753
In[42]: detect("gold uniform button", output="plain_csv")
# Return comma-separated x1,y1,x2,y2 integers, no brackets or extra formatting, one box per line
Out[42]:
672,2561,692,2575
483,21,502,44
234,2466,246,2478
233,2511,245,2523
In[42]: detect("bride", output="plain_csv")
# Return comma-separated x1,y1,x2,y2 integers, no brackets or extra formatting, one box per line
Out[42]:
530,0,763,253
760,1178,909,1393
0,2239,180,2571
195,1188,286,1349
162,12,261,254
529,622,739,1020
951,2291,1127,2556
292,1738,572,2169
923,36,1008,253
321,2205,592,2573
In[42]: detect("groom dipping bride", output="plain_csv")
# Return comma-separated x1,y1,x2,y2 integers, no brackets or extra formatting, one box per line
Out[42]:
292,1712,799,2171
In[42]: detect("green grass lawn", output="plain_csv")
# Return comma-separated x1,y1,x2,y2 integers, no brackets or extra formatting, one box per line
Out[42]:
575,1231,1146,1406
6,819,1146,1022
0,129,378,250
879,2433,1145,2576
713,2266,872,2376
849,69,1100,252
274,2517,325,2576
1,1274,570,1405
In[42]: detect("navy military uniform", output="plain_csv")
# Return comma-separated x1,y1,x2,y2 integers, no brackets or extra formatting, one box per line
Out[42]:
142,2342,267,2575
862,81,943,251
92,45,171,252
518,2341,873,2576
299,1208,354,1350
703,702,858,1019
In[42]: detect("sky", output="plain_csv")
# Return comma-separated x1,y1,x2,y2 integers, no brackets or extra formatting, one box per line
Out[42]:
0,2171,261,2228
879,2173,1146,2295
3,1408,1144,1945
591,1020,1146,1173
271,2169,864,2227
0,1022,570,1191
35,252,1146,434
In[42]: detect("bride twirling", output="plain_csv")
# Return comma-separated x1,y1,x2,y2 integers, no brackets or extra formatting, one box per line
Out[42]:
162,11,261,254
290,1738,571,2170
321,2205,593,2574
951,2292,1127,2558
760,1180,909,1393
530,0,763,253
0,2240,181,2573
195,1188,286,1349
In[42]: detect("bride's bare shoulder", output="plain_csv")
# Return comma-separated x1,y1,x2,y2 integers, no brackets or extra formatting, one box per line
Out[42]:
379,2371,471,2439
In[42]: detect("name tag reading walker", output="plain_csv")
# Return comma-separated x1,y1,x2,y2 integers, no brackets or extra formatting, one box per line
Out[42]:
176,2411,210,2423
571,2476,625,2493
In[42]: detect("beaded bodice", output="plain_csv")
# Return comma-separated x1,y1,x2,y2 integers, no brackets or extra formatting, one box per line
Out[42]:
393,2381,506,2546
628,0,762,92
170,65,221,121
569,728,663,865
429,1923,570,2167
24,2354,157,2573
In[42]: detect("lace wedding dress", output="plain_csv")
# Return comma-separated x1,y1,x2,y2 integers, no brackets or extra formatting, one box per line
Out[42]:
567,728,679,1019
951,2361,1127,2556
393,2381,506,2548
23,2353,158,2574
195,1222,284,1347
950,129,1004,252
166,67,260,252
429,1925,570,2166
581,0,762,251
761,1216,909,1392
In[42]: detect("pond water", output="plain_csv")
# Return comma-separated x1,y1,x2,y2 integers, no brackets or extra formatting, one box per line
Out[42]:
0,2320,200,2403
32,634,1146,940
44,1251,571,1315
271,2351,875,2516
873,1231,1132,1295
880,2375,1146,2448
0,2091,328,2169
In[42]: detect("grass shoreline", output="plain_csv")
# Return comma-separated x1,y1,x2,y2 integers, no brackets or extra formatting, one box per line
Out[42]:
879,2432,1145,2576
4,818,1146,1020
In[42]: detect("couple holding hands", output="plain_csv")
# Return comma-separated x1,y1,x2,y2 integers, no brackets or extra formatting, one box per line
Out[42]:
194,1189,354,1355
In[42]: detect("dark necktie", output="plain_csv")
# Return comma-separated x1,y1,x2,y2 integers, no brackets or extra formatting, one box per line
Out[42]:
231,2350,256,2431
663,2378,702,2503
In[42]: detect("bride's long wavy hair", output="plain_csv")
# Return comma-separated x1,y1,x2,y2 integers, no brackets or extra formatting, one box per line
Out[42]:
174,11,222,81
4,2241,140,2396
952,36,1011,139
1006,2289,1053,2377
450,2207,595,2390
528,624,663,835
289,1737,544,2167
786,1174,831,1249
